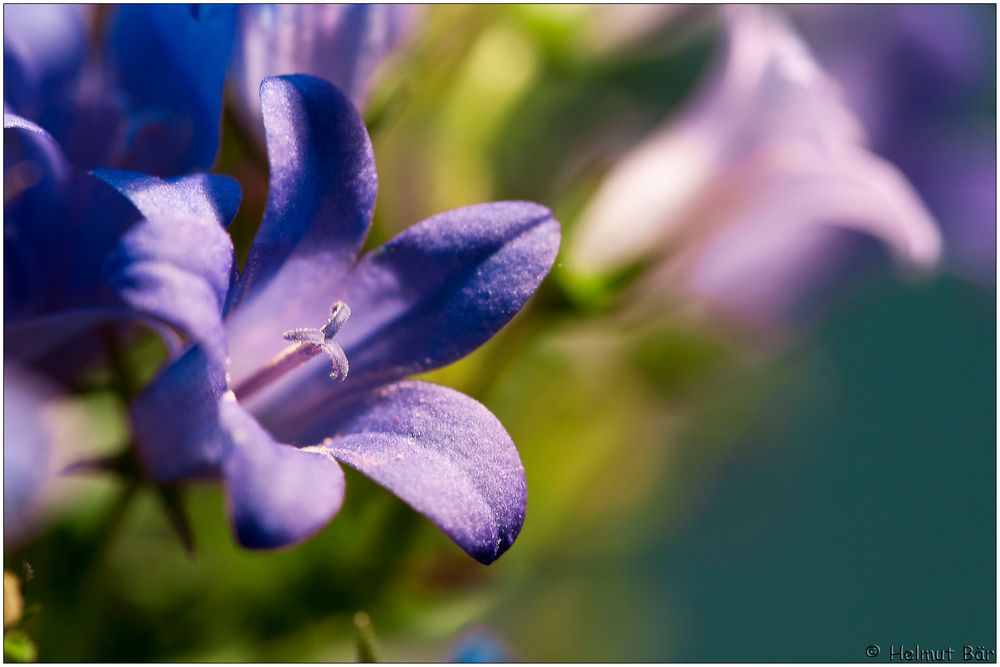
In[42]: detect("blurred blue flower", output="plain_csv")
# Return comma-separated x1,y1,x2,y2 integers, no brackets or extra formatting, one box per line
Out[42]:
3,4,415,546
4,4,235,175
4,112,239,542
4,112,241,375
229,4,418,142
569,6,942,332
5,5,242,376
794,4,996,285
450,632,512,662
126,75,560,564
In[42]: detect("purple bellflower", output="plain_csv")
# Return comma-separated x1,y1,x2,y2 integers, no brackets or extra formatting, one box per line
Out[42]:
4,4,235,175
5,112,241,374
5,6,240,544
4,112,240,542
229,4,418,143
3,4,413,544
116,75,560,564
569,7,942,330
792,5,996,285
5,4,242,373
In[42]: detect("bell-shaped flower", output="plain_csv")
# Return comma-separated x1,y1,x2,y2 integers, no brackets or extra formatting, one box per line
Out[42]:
229,5,418,143
6,8,238,541
118,75,560,564
5,5,242,374
793,4,996,284
5,112,241,375
4,4,235,175
569,6,941,329
5,114,240,547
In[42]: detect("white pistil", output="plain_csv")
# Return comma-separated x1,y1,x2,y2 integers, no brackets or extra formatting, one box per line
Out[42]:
231,301,352,401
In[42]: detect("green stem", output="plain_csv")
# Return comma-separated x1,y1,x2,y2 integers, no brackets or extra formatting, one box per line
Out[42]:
353,612,378,663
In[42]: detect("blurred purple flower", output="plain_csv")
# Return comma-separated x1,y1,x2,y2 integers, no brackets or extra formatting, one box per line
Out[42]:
4,113,239,540
4,363,58,545
124,75,560,563
4,4,235,176
5,7,240,545
5,5,242,375
793,4,996,285
229,4,418,142
5,112,241,375
569,6,942,330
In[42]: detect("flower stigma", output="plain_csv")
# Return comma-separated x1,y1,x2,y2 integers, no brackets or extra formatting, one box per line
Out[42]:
231,301,351,400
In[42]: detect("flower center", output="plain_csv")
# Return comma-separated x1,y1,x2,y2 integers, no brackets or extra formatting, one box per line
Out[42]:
232,301,351,401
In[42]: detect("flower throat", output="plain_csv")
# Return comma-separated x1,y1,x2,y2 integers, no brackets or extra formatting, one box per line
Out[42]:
232,301,351,401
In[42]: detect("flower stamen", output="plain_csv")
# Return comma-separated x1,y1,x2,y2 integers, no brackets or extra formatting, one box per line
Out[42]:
232,301,351,400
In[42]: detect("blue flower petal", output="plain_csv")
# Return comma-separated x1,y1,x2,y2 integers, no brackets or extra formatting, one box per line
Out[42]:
226,75,376,378
5,113,71,319
2,5,90,117
229,5,417,140
94,170,240,362
93,169,242,230
450,633,512,663
131,346,230,481
220,396,345,549
5,115,137,319
105,5,236,174
239,202,559,422
305,381,527,565
338,202,560,378
133,345,346,549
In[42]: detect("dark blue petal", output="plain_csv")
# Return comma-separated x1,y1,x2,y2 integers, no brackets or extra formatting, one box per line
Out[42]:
229,5,418,140
5,118,229,376
220,397,345,549
225,74,376,380
94,170,241,362
105,5,236,174
5,116,138,320
5,114,72,318
304,381,527,565
4,112,71,186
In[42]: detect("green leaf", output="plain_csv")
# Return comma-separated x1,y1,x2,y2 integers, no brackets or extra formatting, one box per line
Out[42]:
4,630,38,663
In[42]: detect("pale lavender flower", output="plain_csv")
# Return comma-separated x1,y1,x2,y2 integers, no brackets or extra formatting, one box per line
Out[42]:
569,6,942,329
229,5,418,142
792,4,996,284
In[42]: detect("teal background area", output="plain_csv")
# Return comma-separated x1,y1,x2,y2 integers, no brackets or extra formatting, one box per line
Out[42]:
655,276,996,661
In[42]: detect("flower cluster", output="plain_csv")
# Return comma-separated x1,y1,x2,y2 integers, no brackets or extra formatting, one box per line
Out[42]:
4,6,557,564
4,4,984,568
